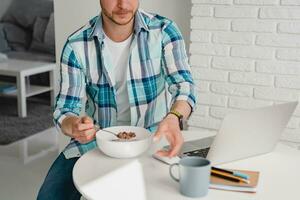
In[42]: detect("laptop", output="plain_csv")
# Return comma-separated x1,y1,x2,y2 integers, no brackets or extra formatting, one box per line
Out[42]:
157,101,298,165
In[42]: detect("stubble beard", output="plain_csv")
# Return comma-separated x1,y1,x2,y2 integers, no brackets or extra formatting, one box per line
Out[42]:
102,7,136,26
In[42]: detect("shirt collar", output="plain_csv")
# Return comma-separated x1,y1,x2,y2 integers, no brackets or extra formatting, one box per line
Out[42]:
88,9,149,41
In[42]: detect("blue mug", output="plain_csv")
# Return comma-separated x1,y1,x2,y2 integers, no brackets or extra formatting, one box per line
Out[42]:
169,156,211,198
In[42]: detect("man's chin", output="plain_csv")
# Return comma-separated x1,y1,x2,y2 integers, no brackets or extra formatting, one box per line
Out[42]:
112,17,134,26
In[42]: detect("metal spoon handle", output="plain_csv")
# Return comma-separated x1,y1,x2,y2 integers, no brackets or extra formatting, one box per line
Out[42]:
94,125,118,137
102,129,119,137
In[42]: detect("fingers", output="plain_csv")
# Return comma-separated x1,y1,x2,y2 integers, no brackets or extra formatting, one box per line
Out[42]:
169,130,183,157
156,141,182,158
81,116,93,124
153,124,167,142
169,139,183,157
74,128,96,144
165,134,175,149
76,129,95,137
74,122,94,131
155,149,171,157
153,130,163,142
73,116,94,132
72,116,96,144
155,131,183,158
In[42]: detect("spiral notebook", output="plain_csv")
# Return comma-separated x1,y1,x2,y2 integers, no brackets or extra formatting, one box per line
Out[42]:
210,169,260,193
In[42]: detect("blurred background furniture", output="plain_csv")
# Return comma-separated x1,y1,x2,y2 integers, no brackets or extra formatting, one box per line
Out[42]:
0,59,55,117
0,0,58,164
0,0,55,105
0,0,55,62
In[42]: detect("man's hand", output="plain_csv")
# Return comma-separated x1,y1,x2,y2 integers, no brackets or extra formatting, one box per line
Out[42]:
62,116,97,144
153,114,184,158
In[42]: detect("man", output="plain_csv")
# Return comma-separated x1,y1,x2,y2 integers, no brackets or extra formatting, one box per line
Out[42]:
37,0,196,199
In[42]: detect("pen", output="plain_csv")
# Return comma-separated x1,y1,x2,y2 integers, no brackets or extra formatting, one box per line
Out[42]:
211,169,250,184
211,171,239,183
212,166,250,180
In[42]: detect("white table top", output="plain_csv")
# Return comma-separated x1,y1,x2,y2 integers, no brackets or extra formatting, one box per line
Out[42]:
0,59,55,76
73,129,300,200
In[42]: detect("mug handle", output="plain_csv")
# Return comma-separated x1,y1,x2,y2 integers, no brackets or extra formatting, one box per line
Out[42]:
169,163,180,182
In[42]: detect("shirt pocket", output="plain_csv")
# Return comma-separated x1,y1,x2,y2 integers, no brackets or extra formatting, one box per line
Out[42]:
129,57,165,105
130,57,162,79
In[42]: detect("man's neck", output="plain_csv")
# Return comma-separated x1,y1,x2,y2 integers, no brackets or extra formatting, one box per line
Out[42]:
102,14,134,42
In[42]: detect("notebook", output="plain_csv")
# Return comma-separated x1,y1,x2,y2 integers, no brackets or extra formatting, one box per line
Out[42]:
210,169,260,193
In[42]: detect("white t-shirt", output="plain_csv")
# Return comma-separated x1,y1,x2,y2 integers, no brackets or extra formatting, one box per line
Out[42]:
104,33,132,126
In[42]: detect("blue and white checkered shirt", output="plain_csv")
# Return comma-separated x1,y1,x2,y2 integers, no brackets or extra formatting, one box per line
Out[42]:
54,10,196,159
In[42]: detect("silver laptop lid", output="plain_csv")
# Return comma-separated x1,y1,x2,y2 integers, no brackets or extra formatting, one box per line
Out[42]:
207,101,298,165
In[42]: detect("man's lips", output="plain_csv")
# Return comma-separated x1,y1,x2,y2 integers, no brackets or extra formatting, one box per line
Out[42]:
114,10,131,15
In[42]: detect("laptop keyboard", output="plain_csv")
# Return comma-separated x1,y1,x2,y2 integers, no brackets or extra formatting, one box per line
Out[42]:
182,147,210,158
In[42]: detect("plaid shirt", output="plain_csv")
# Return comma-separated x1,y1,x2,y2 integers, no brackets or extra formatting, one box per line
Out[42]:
54,10,196,159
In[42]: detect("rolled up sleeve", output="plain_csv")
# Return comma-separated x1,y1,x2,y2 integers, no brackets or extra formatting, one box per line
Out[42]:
161,21,196,111
53,41,85,132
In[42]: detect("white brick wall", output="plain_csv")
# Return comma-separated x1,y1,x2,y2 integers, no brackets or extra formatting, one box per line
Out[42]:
278,22,300,34
281,0,300,6
232,19,276,32
260,7,300,19
190,0,300,142
276,49,300,62
212,57,255,71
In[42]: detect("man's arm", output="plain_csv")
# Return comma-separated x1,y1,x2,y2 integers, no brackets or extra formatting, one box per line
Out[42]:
160,21,196,113
153,21,196,157
53,41,96,144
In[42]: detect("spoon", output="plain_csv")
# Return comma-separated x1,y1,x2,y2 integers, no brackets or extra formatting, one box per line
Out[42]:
94,125,118,137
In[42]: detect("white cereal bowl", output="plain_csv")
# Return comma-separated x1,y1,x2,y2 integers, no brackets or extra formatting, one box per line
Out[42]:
96,126,153,158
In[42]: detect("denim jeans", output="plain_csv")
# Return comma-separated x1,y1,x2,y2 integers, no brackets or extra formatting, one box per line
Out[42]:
37,152,81,200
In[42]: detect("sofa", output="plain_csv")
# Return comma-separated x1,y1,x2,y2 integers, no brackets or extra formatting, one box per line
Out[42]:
0,0,55,85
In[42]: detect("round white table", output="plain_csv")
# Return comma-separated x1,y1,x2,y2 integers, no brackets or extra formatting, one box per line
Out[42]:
73,130,300,200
